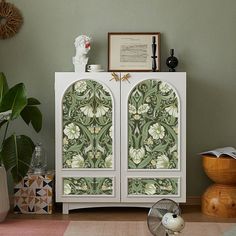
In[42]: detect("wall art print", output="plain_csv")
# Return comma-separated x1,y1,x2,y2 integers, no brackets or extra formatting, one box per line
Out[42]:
128,177,179,196
62,80,113,169
128,80,179,169
63,177,113,195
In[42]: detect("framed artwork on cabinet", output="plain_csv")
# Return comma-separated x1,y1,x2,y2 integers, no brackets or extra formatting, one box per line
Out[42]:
108,32,160,72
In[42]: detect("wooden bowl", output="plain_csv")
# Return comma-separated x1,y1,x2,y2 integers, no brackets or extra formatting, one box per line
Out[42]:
202,155,236,184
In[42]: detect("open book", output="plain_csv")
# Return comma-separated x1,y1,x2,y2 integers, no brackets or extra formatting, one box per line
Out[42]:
200,147,236,159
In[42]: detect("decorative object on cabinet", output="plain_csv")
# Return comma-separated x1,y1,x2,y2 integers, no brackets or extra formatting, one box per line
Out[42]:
166,49,178,72
201,154,236,218
72,35,91,72
0,0,23,39
87,64,104,72
55,72,186,214
108,33,161,72
14,171,55,214
151,36,157,72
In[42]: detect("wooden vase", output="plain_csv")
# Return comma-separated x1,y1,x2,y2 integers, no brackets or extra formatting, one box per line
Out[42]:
201,155,236,218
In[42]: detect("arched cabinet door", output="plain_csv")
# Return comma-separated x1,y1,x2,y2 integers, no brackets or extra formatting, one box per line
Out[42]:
120,73,186,203
55,73,121,203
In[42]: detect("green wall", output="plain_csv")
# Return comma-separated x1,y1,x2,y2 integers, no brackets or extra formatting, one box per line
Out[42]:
1,0,236,196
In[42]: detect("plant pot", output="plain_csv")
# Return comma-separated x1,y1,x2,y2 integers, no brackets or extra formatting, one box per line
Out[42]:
0,166,10,222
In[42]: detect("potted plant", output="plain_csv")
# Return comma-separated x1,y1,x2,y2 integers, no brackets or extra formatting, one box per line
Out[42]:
0,72,42,222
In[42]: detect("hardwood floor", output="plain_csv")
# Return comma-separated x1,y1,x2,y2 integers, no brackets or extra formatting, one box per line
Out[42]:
7,204,236,223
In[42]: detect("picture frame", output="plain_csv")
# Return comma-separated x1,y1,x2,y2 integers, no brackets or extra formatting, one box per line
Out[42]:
108,32,160,72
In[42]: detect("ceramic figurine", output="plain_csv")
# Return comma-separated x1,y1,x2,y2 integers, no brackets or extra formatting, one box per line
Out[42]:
72,35,91,72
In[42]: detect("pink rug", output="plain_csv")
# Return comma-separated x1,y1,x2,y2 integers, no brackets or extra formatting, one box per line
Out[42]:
0,219,69,236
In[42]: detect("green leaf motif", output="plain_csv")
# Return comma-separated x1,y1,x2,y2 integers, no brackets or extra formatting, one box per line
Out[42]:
128,177,178,195
128,80,179,170
63,177,113,195
62,80,113,169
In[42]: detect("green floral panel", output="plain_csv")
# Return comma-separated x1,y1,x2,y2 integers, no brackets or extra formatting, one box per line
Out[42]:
63,177,113,195
128,178,179,196
128,80,179,169
62,80,113,169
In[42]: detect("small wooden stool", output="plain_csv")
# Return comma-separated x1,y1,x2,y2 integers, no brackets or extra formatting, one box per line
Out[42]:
201,155,236,218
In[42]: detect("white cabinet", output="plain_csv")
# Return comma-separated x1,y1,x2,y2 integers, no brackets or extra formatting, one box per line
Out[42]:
55,72,186,214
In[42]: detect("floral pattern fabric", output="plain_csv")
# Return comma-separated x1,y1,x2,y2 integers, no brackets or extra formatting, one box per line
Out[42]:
128,80,179,169
62,80,113,169
128,178,178,195
63,177,113,195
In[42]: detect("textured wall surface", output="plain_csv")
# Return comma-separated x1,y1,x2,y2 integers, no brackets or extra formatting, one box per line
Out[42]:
1,0,236,196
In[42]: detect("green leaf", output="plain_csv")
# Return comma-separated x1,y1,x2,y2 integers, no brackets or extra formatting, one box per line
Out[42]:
137,155,153,168
0,72,9,104
20,106,42,133
1,134,35,183
27,97,41,105
0,83,27,120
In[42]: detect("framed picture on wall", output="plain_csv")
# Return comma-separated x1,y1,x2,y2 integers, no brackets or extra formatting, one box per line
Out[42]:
108,32,160,72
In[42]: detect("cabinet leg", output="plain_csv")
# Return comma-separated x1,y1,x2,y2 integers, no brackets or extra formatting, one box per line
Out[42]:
62,203,69,214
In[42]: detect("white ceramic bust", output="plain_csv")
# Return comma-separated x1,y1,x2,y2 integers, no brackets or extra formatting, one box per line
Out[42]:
72,35,91,72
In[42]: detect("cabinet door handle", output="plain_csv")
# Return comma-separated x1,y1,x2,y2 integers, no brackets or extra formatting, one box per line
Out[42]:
110,72,120,81
121,73,131,83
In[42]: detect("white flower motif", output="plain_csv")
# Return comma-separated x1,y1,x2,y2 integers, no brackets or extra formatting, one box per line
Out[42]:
66,159,72,166
145,137,154,145
109,126,112,138
64,183,71,195
63,137,68,145
148,123,165,140
64,123,80,139
129,104,136,114
81,184,88,191
133,114,141,120
71,154,85,168
160,82,171,93
74,80,87,93
156,155,169,169
129,147,145,164
138,104,150,114
95,105,109,117
80,105,94,117
160,185,173,191
145,183,156,195
102,184,111,191
105,155,112,168
165,105,178,118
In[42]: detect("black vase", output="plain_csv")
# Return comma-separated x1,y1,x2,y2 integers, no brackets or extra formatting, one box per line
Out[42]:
166,49,178,72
